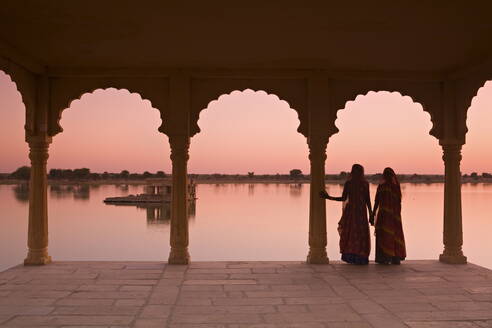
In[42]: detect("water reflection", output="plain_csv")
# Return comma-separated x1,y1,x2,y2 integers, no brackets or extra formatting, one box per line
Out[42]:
50,184,91,200
106,200,196,226
1,183,491,272
248,183,255,196
12,184,29,203
289,183,303,197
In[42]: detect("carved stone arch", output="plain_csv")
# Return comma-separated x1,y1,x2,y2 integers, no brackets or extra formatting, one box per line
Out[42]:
0,57,37,136
329,79,442,140
190,78,308,137
456,75,492,142
48,77,169,136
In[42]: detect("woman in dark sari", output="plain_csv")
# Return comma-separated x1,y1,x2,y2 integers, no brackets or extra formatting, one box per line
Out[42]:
371,167,406,265
320,164,372,265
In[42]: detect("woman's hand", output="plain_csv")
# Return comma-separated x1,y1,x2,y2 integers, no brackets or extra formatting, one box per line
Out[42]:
319,190,329,199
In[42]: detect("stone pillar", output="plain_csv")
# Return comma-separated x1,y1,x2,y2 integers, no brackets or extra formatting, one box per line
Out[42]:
24,135,52,265
439,144,467,264
307,135,329,264
168,135,191,264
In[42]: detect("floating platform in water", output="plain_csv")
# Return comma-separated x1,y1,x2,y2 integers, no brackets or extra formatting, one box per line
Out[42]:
103,178,196,205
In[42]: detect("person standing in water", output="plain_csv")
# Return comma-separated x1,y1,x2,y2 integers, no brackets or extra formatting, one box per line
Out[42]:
371,167,406,265
320,164,373,265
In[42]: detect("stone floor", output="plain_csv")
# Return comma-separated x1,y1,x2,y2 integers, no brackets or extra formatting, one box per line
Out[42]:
0,261,491,327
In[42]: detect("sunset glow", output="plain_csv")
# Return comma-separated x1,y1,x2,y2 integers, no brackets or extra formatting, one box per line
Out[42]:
0,71,491,175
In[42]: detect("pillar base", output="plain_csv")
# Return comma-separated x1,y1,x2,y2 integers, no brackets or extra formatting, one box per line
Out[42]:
24,249,52,265
306,248,329,264
439,253,467,264
168,247,190,265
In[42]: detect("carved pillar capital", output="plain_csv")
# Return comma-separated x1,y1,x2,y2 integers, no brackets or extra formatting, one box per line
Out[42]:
442,144,462,163
169,135,190,162
27,135,52,164
308,135,328,162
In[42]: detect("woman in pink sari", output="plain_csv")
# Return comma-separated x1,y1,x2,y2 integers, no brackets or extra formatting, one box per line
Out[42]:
320,164,373,265
371,167,406,265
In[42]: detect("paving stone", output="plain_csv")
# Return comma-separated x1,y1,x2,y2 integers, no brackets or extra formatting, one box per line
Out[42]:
383,302,438,313
139,305,172,318
0,305,54,316
69,291,150,299
212,298,283,306
285,296,345,305
397,310,492,321
96,279,158,285
362,313,409,328
134,318,169,327
114,299,146,306
77,284,120,291
171,313,263,324
223,285,267,291
230,324,325,328
326,323,373,328
405,322,480,327
349,299,388,314
56,299,115,306
173,305,276,314
0,261,491,327
276,304,308,313
0,298,56,306
4,315,133,325
52,305,140,315
184,280,256,285
263,311,361,323
119,285,153,291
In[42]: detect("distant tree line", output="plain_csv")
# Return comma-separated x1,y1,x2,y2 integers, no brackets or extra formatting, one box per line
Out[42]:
3,166,492,182
5,166,167,181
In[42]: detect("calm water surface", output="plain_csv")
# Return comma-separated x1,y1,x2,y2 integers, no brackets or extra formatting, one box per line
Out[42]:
1,183,491,272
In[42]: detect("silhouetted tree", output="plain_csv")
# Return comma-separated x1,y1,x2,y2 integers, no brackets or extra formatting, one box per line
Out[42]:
61,169,74,179
89,173,100,180
248,172,255,178
156,171,166,178
120,170,130,179
10,166,30,180
339,171,348,179
471,172,478,179
142,171,152,179
482,173,492,178
289,169,303,180
73,168,91,179
49,168,63,179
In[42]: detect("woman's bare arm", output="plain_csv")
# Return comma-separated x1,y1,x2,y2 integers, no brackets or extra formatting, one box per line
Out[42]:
320,183,348,202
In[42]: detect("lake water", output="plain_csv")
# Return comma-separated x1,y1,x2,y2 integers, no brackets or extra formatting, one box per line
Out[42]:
1,183,491,272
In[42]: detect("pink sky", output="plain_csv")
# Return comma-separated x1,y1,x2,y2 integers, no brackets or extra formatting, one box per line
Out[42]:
0,71,490,175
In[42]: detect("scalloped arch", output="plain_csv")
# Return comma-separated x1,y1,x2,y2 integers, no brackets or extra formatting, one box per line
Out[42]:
194,88,303,137
461,78,492,139
330,86,441,140
0,69,26,109
190,79,309,138
49,78,169,137
0,65,36,136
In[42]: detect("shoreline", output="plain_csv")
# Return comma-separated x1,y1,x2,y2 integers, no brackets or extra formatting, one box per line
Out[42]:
1,177,492,185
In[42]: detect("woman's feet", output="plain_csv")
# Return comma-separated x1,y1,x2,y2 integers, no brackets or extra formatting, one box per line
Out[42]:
391,257,401,265
341,253,369,265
